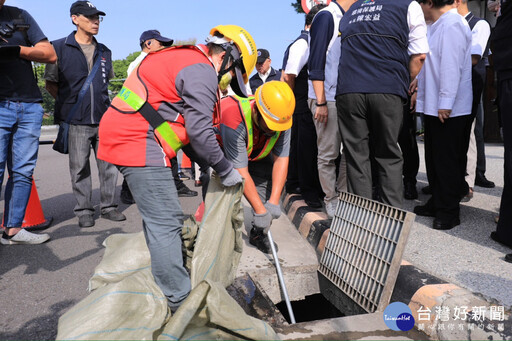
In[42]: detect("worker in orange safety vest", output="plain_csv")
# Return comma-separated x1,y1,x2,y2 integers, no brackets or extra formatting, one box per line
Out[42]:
97,25,257,313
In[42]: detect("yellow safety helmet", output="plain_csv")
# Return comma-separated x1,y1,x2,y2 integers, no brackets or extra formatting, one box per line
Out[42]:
255,81,295,132
209,25,257,84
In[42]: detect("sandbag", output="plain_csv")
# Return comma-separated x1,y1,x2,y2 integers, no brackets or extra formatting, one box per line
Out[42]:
88,216,198,291
56,174,279,341
160,280,278,341
58,268,169,340
190,172,244,287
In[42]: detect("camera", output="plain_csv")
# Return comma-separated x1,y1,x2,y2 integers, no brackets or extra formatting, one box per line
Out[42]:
0,22,30,43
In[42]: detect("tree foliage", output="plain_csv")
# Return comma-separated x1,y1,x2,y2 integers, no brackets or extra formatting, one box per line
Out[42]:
292,0,305,13
109,51,141,95
33,62,55,116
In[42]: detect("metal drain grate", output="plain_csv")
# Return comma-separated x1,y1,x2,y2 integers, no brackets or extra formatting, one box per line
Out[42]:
318,192,415,315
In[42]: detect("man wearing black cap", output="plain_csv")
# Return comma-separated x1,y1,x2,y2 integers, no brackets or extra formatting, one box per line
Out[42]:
249,49,281,94
45,1,125,228
126,30,174,76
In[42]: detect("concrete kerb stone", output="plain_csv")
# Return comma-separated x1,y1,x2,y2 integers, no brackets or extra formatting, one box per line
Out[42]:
409,284,511,340
281,192,512,340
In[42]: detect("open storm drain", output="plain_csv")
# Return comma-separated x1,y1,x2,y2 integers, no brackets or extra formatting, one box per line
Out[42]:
229,191,415,335
276,293,344,324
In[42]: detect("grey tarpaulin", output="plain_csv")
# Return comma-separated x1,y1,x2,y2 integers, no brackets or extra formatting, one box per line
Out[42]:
56,174,279,340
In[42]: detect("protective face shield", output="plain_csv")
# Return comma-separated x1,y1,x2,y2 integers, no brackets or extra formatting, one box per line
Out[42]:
205,35,248,97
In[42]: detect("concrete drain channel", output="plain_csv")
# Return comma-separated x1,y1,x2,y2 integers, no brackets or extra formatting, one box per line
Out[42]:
228,192,430,339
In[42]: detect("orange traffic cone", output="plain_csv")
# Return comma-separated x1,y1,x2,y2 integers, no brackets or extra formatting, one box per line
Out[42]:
181,152,192,169
2,178,53,232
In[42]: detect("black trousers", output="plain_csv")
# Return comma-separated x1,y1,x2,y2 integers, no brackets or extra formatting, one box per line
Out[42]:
398,99,419,185
286,107,323,201
424,114,472,221
496,77,512,247
471,72,486,176
337,93,404,207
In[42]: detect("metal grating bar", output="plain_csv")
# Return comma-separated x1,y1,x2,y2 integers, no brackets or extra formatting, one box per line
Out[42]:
318,191,415,314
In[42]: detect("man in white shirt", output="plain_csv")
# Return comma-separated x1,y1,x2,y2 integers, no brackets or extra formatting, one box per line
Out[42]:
413,0,472,230
249,49,281,94
456,0,494,203
282,4,325,209
308,0,356,218
127,30,173,76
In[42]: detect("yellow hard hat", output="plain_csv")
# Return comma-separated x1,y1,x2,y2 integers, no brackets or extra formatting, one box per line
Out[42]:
209,25,257,84
254,81,295,132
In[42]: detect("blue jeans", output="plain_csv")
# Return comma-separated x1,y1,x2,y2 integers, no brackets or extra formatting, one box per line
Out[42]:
0,101,43,227
119,166,190,309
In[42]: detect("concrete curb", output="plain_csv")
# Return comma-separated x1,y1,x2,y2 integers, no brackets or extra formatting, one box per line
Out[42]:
282,192,511,340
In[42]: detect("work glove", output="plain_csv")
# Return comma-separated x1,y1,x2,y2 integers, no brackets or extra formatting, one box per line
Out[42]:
253,210,272,234
0,46,20,62
220,168,243,187
264,201,281,220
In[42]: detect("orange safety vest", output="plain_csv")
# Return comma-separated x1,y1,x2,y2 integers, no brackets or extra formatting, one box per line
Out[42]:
220,95,280,161
110,45,217,160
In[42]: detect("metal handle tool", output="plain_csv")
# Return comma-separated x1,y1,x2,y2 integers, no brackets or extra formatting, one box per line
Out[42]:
267,230,296,324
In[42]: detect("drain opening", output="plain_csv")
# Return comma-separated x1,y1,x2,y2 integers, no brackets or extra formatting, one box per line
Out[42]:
275,293,344,324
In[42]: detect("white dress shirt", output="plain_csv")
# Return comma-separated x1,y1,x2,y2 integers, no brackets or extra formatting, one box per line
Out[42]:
257,68,272,83
408,1,430,55
284,37,309,76
465,13,491,58
416,9,472,117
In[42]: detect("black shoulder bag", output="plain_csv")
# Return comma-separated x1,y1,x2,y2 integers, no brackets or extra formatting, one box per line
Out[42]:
53,47,103,154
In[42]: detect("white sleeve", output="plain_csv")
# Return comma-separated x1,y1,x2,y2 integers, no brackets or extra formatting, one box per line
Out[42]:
284,39,309,76
470,20,491,58
438,20,469,110
407,1,429,55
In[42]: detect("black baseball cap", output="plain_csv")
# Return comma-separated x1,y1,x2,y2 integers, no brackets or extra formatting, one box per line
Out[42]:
257,49,270,64
139,30,174,45
70,1,106,16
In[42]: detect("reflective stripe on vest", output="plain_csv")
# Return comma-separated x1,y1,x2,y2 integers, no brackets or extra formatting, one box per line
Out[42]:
112,67,188,159
232,95,281,161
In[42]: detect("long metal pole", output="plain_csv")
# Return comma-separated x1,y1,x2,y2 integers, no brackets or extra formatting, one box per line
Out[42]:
267,230,296,324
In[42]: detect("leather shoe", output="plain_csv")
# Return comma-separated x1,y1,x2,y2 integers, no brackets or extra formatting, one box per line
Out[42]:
432,217,460,230
460,187,473,203
475,174,495,188
78,214,95,228
404,182,418,200
413,204,436,217
286,186,301,195
101,209,126,222
249,227,278,254
176,182,198,197
490,231,512,248
505,254,512,263
421,185,432,195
